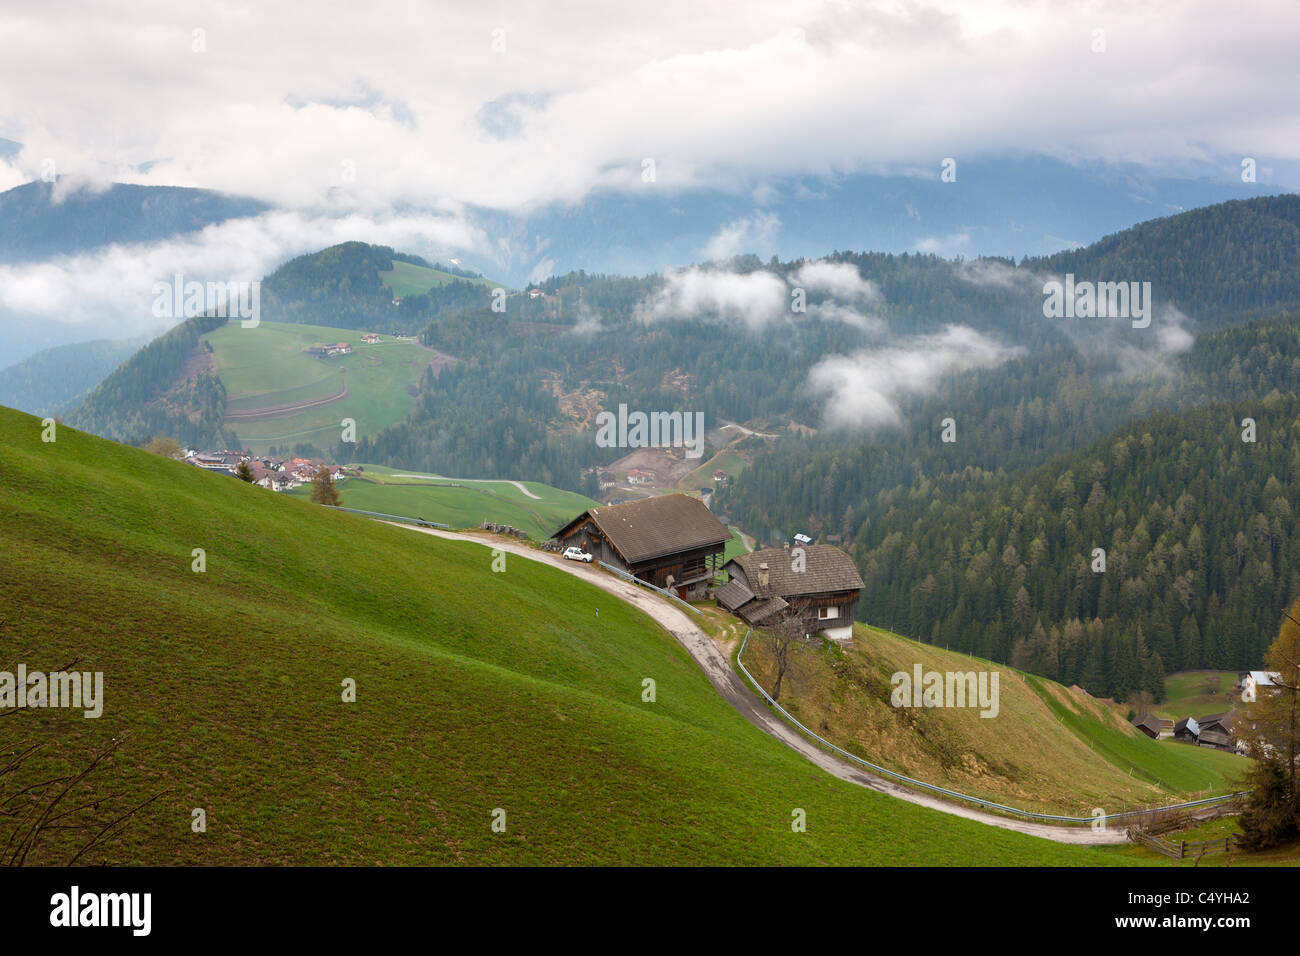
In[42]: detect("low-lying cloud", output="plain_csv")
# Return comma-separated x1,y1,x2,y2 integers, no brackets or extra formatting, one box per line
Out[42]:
791,260,881,303
0,208,483,336
647,260,885,332
807,325,1021,430
647,266,789,329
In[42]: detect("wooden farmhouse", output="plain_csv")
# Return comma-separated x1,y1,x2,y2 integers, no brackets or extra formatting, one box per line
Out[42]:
552,493,730,598
717,544,864,643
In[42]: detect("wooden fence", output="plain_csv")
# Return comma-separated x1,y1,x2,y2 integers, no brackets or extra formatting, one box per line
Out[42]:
1130,830,1237,860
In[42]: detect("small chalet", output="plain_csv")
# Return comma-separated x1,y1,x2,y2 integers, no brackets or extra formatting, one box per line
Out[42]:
361,333,381,344
1238,670,1282,699
718,544,864,643
1173,716,1200,743
552,493,731,598
1131,714,1163,739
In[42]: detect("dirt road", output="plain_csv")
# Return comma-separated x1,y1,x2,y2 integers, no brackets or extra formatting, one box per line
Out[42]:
391,474,541,499
388,522,1130,846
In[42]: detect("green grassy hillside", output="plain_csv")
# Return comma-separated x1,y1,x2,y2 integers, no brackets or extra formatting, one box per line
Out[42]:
381,260,493,297
1156,670,1241,720
204,321,433,452
739,624,1245,817
295,464,599,539
0,406,1131,865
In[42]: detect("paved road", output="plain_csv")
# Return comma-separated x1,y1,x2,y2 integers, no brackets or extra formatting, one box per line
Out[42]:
389,522,1130,846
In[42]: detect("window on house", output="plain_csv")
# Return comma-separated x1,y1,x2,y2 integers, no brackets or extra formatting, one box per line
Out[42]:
818,606,839,620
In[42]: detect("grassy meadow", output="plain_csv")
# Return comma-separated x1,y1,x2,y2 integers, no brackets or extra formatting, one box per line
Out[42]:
0,405,1136,865
293,464,599,539
204,321,432,451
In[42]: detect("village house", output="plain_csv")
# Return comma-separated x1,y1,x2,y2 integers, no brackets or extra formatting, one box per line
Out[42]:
717,543,864,644
1131,714,1163,739
189,452,231,471
552,493,731,598
304,342,353,358
1237,670,1283,699
361,333,381,344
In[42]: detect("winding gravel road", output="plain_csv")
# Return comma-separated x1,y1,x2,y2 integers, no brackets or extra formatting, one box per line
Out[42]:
389,522,1129,846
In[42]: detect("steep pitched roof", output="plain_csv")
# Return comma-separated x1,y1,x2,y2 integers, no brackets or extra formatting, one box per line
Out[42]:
714,578,755,612
1174,716,1200,736
741,595,789,624
1198,712,1235,732
725,545,863,598
1132,714,1162,735
554,493,730,565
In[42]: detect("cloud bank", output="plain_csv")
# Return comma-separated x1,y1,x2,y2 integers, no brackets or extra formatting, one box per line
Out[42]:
807,325,1022,430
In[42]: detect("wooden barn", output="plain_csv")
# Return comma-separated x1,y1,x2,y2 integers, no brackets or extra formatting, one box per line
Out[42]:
1173,716,1200,743
1196,712,1237,752
552,493,730,598
1131,714,1163,739
718,544,864,643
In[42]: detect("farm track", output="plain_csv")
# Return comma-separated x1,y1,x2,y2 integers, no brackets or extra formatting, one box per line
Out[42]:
389,523,1133,846
224,382,349,421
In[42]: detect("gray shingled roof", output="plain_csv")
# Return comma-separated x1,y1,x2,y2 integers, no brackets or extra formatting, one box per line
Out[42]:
554,493,730,565
741,595,790,624
725,544,863,598
714,578,755,612
1132,714,1162,734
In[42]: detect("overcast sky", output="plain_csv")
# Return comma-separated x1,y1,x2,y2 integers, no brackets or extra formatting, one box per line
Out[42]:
2,0,1297,211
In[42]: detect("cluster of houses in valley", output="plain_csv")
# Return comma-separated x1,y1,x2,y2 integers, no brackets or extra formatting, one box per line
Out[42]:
1130,670,1285,755
304,342,354,358
552,492,864,643
301,333,387,359
184,450,351,491
586,467,728,494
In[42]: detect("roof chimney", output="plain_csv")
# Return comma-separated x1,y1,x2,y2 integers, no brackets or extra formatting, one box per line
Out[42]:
758,562,769,591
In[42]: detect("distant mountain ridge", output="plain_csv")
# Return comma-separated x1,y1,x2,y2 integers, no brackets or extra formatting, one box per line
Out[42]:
0,336,149,415
0,179,269,264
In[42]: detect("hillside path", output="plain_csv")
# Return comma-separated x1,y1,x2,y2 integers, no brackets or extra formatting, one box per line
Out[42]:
391,474,541,499
388,523,1129,846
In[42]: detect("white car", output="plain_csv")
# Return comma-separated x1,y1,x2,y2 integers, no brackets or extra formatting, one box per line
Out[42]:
563,546,594,563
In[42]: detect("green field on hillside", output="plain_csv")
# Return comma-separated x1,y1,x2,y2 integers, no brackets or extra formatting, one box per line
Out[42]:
203,321,433,451
679,450,748,493
380,260,494,297
1156,671,1241,720
1,405,1134,865
739,624,1246,818
723,526,751,563
291,464,598,540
